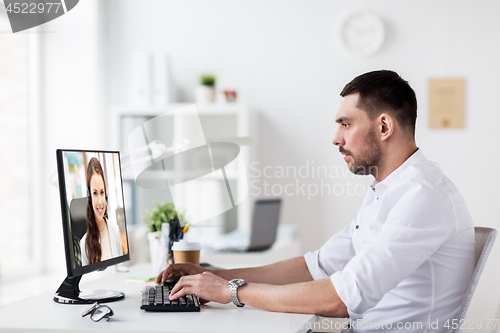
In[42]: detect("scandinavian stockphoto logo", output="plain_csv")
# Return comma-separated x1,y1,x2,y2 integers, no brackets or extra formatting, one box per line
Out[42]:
3,0,79,33
127,105,248,225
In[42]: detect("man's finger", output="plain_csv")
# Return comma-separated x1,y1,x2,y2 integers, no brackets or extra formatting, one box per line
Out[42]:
170,275,198,294
158,264,185,283
156,269,168,284
170,277,187,295
169,285,192,300
168,271,182,279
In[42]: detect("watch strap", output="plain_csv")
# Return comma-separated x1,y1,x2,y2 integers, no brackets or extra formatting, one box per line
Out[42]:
229,279,245,307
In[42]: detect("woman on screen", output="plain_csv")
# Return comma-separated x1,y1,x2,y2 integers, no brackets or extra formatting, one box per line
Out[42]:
80,157,123,265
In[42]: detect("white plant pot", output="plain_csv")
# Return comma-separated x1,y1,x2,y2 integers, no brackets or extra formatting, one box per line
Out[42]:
194,85,216,104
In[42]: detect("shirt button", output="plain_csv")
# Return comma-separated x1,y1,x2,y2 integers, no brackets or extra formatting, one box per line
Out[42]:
355,225,359,229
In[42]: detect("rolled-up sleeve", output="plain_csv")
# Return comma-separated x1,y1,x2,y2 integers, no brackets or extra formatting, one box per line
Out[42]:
330,179,457,315
304,222,356,280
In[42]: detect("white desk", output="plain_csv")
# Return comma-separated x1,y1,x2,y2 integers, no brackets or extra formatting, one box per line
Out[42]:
0,264,319,333
200,239,303,269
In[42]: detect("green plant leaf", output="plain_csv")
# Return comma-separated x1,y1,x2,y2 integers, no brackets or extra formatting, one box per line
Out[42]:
200,74,216,86
143,200,189,233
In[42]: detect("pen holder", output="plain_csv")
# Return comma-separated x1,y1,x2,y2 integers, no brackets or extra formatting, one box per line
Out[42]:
147,231,163,275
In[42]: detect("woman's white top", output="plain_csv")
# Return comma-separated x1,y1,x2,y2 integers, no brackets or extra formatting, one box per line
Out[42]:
80,221,123,266
99,224,112,261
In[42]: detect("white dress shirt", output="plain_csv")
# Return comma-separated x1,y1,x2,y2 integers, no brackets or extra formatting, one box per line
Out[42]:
304,149,475,333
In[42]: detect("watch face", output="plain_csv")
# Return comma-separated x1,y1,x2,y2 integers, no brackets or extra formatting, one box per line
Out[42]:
337,11,385,56
231,279,246,287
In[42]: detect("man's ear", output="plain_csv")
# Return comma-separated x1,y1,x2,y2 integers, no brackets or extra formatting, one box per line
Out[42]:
378,113,395,142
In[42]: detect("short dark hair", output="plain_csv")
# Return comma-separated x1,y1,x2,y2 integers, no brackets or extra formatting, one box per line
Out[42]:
340,70,417,138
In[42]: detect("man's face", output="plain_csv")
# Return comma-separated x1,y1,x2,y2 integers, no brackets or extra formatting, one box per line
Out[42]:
332,94,381,176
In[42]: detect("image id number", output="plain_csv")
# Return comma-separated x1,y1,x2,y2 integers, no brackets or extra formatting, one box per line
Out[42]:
5,2,62,14
444,319,499,330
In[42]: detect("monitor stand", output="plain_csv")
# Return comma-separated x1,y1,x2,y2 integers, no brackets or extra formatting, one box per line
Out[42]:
53,275,125,304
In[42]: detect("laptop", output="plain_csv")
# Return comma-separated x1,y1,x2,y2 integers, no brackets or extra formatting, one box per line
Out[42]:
203,199,282,252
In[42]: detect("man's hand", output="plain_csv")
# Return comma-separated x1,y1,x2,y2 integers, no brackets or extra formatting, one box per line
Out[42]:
169,271,232,304
155,263,208,284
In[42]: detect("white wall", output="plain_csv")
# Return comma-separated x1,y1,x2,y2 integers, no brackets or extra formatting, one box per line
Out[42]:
38,0,500,330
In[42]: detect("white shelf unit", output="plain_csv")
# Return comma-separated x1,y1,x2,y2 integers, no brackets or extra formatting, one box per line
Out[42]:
112,103,255,238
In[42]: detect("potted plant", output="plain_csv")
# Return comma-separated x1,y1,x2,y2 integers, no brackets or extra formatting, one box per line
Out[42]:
144,201,188,274
194,73,216,104
144,201,187,233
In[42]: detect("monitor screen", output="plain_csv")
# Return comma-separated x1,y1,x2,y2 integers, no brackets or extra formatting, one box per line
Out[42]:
57,149,130,277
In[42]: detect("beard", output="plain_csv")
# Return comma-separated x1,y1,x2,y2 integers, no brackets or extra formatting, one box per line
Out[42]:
340,128,381,177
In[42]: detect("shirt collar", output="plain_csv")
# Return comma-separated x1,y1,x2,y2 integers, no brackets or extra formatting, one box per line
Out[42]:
369,149,426,196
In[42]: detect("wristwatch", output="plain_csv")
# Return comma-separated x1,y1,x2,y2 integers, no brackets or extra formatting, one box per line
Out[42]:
228,279,246,307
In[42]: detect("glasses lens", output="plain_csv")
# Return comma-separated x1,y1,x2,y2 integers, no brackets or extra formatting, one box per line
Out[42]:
90,306,113,322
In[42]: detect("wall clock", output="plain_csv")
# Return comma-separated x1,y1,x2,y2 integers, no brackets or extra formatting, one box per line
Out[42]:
336,11,385,56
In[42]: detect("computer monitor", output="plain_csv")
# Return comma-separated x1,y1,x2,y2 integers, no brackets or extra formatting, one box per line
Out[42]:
54,149,130,304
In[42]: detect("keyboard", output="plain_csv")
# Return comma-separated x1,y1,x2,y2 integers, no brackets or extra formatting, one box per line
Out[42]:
140,284,201,312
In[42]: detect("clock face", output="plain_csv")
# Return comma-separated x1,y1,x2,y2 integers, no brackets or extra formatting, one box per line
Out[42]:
337,11,385,56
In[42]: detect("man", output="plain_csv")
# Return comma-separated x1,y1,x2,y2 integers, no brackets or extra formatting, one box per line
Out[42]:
157,70,475,332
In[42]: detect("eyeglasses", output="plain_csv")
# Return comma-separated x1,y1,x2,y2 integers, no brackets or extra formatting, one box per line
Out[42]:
82,302,114,322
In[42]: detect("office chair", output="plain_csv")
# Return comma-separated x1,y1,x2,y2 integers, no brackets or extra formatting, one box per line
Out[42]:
69,197,88,267
452,227,497,333
70,197,88,239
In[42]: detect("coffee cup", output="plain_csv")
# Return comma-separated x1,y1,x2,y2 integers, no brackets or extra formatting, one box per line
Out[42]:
172,239,201,265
